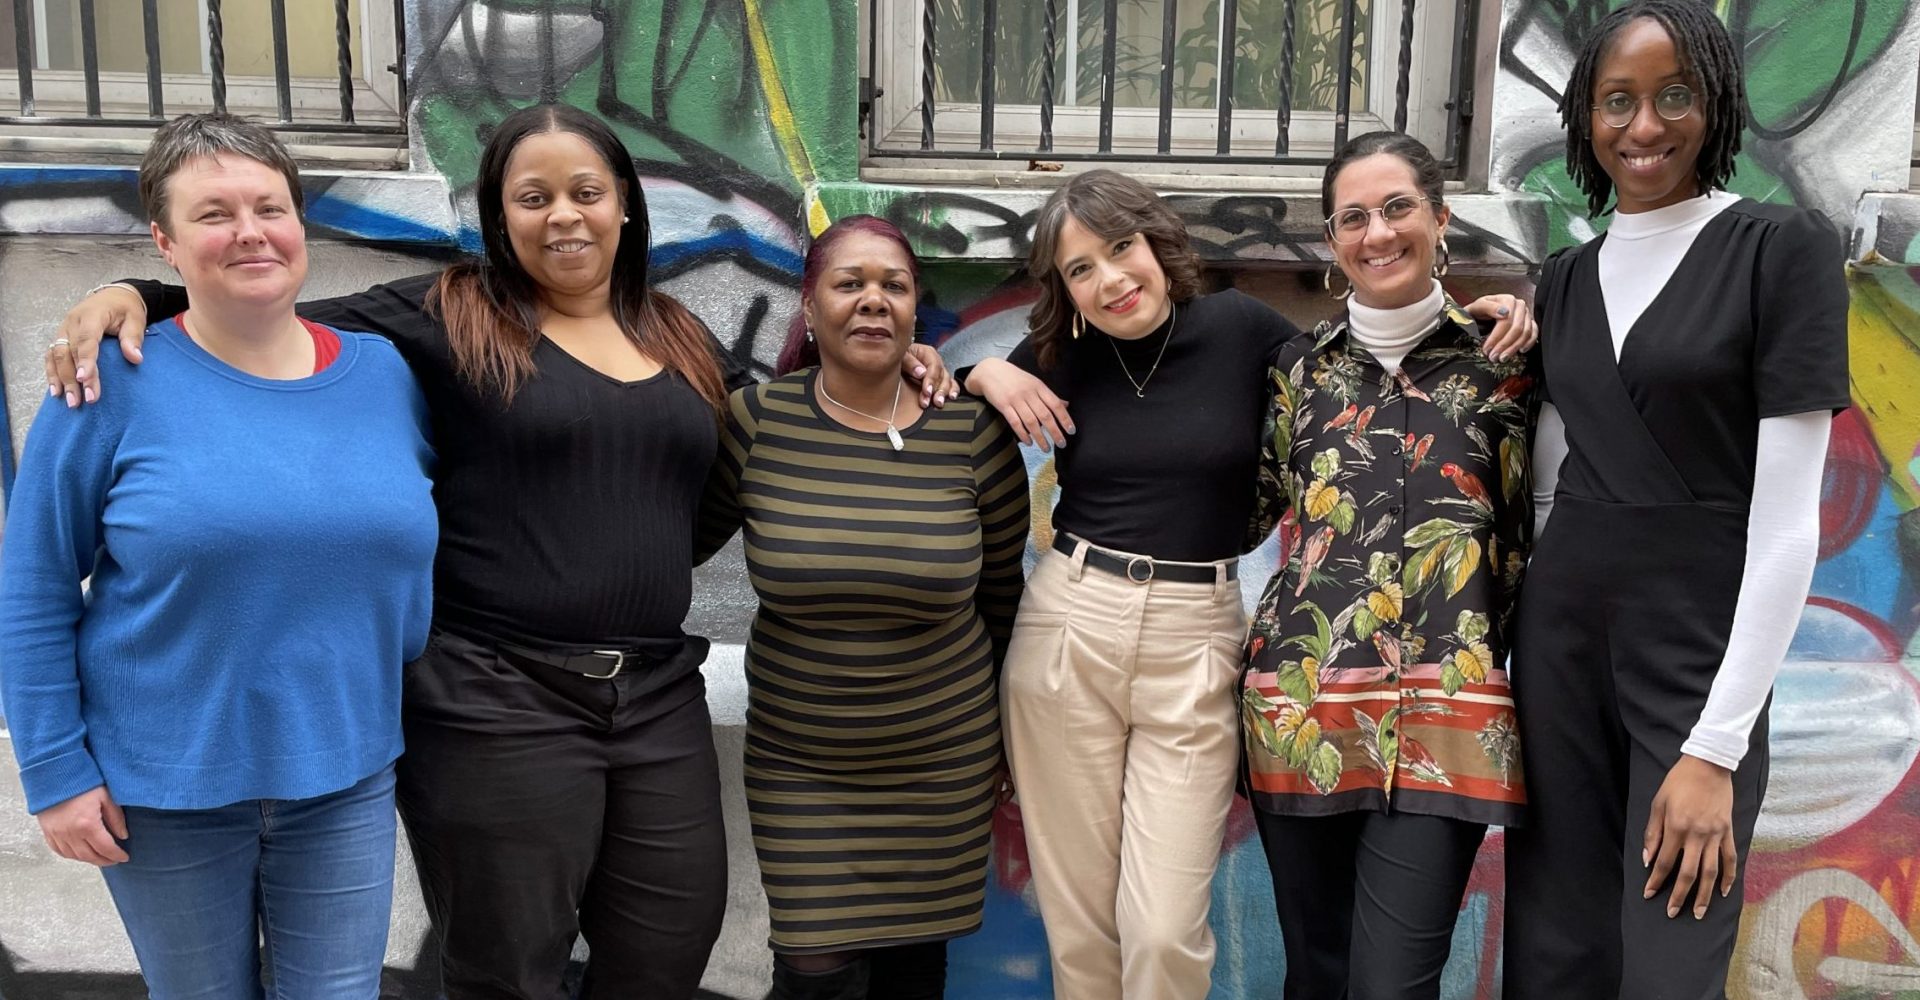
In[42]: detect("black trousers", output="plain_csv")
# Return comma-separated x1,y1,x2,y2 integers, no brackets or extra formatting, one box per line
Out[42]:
1254,809,1486,1000
769,942,949,1000
395,629,728,1000
1505,497,1767,1000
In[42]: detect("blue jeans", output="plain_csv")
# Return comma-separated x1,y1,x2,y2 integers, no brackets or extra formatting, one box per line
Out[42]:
101,763,398,1000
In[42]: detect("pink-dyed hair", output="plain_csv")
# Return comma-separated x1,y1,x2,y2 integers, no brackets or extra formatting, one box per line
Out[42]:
776,214,923,376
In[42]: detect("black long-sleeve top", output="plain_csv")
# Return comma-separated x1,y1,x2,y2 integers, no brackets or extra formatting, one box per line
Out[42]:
1004,288,1302,562
122,275,753,651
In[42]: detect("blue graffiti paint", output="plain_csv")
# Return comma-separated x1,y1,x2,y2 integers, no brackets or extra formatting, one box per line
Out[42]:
652,230,803,276
303,197,457,245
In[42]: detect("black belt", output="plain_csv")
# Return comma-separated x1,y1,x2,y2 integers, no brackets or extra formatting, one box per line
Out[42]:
496,641,677,680
1052,534,1237,584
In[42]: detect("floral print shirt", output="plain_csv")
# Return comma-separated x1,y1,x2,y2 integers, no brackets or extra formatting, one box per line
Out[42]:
1241,299,1534,826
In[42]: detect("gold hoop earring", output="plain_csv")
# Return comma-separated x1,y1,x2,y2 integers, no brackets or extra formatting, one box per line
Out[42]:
1433,238,1451,279
1072,312,1086,340
1324,263,1352,301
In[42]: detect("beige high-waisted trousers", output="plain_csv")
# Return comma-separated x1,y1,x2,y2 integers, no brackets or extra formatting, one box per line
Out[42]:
1002,535,1246,999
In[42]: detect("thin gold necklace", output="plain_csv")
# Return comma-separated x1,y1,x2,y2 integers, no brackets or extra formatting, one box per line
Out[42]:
1109,301,1176,398
818,374,906,451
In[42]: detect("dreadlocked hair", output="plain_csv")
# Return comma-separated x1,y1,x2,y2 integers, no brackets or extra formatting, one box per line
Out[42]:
1560,0,1745,218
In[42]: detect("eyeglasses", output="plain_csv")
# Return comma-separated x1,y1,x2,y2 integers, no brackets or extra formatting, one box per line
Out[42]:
1325,195,1429,244
1592,84,1695,129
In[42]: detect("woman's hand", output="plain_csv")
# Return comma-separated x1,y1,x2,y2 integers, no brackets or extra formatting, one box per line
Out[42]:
46,284,150,408
1642,754,1737,920
965,357,1073,451
37,786,130,867
903,343,960,408
1464,294,1536,362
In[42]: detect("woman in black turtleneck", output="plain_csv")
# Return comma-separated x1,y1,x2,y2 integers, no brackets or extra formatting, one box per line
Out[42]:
962,169,1534,1000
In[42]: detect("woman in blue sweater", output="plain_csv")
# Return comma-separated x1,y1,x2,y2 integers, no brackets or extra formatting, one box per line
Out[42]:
0,114,437,998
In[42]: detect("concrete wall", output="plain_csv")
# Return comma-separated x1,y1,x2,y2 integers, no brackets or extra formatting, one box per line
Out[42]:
3,1,1920,998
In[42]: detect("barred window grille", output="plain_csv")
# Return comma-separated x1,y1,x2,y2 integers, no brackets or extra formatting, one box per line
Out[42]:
867,0,1477,167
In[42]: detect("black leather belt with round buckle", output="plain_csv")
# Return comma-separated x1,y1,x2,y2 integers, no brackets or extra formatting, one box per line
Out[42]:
498,642,653,679
1051,534,1236,585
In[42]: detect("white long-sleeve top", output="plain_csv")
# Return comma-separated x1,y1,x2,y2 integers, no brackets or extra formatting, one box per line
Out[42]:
1531,192,1832,772
1346,280,1446,374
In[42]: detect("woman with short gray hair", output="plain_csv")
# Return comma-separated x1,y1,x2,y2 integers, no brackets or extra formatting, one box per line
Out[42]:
0,112,436,998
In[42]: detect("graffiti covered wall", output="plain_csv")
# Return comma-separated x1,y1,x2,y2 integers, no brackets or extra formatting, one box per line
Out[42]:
2,1,1920,998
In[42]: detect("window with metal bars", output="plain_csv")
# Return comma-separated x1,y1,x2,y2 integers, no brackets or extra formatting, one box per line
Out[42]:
864,0,1478,170
1,0,404,164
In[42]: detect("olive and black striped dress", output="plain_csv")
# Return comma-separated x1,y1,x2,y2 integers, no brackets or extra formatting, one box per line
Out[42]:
696,368,1030,954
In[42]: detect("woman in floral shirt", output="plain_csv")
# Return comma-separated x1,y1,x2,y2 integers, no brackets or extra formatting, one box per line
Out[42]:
1241,131,1536,1000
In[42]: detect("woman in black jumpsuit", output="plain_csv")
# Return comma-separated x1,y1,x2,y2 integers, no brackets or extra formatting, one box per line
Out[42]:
1505,4,1848,999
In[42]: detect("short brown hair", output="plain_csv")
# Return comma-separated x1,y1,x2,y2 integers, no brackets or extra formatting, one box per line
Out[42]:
139,113,303,234
1026,169,1201,370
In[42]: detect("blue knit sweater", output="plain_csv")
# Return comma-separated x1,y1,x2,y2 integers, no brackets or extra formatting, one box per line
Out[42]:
0,319,436,813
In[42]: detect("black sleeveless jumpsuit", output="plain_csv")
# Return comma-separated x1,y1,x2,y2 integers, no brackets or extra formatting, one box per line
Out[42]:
1504,200,1849,1000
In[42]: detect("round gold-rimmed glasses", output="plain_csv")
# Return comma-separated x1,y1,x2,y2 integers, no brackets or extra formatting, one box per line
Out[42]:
1592,84,1695,129
1325,195,1429,245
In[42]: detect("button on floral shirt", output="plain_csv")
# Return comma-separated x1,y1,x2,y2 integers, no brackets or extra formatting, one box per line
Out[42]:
1241,299,1534,826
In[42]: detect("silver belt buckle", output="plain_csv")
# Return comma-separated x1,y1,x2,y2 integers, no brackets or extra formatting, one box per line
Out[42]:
1125,555,1155,584
584,649,626,679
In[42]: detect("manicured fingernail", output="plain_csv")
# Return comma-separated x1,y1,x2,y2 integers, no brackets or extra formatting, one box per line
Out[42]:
65,391,77,408
1694,906,1706,920
48,384,57,397
1722,886,1731,897
1667,904,1680,918
1498,307,1510,316
1642,849,1650,867
1644,887,1655,899
84,386,97,403
914,365,928,376
75,366,88,381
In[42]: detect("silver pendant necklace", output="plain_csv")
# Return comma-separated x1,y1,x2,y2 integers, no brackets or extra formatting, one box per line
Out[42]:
819,374,906,451
1110,301,1177,398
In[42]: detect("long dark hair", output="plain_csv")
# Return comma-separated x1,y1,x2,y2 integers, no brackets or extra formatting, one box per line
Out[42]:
1025,169,1201,371
775,215,922,377
428,103,725,410
1561,0,1745,218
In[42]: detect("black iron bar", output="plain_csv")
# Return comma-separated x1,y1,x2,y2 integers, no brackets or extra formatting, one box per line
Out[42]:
919,0,935,148
142,0,163,117
1442,0,1475,164
267,0,291,119
1333,0,1357,148
1394,0,1415,131
1097,0,1117,151
208,0,227,112
979,0,996,148
335,0,356,121
1156,0,1176,152
1040,0,1057,150
79,0,100,116
12,0,33,115
1215,0,1237,153
1275,0,1296,153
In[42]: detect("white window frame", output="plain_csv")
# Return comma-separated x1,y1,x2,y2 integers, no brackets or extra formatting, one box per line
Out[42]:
864,0,1462,172
0,0,402,146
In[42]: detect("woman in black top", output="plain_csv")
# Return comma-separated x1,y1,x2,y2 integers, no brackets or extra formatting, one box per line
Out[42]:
46,105,954,1000
1505,5,1848,998
961,169,1534,999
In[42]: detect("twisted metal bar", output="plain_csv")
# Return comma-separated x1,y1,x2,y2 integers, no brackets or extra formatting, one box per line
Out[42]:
1040,0,1057,150
208,0,228,112
1394,0,1416,132
335,0,356,122
919,0,935,149
1275,0,1296,154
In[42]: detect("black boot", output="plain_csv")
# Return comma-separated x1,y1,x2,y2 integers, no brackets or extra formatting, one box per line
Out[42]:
767,956,871,1000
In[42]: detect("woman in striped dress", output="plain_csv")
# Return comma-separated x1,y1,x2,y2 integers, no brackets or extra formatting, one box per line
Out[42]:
696,215,1030,1000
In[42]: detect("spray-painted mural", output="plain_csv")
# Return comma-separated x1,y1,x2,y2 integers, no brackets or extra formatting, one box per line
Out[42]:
3,0,1920,998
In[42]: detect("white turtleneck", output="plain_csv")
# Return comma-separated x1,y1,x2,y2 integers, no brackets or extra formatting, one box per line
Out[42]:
1347,279,1445,374
1531,190,1832,772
